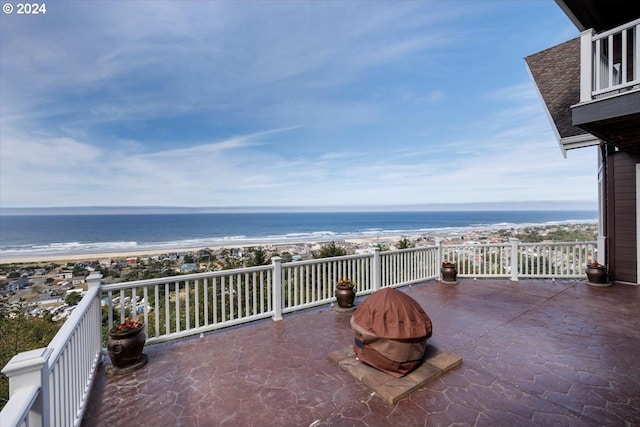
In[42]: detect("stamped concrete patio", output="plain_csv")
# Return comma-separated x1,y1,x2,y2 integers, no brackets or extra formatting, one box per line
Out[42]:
82,279,640,426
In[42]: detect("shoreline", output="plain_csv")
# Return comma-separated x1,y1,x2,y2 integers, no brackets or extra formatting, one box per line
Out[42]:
0,221,598,265
0,236,400,265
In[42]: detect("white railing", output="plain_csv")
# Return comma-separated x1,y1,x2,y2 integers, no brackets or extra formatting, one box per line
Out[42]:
100,240,596,344
516,242,594,278
1,274,103,427
441,240,597,279
102,264,275,345
0,385,39,427
441,241,513,279
281,254,373,313
100,248,442,344
1,240,599,426
380,246,439,287
580,18,640,102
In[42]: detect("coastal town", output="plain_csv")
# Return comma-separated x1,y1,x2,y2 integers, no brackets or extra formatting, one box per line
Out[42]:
0,222,597,322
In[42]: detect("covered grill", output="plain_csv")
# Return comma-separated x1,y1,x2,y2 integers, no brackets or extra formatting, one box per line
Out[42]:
351,287,432,377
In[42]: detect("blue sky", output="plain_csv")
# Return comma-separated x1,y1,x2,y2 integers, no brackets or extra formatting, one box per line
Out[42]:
0,1,597,210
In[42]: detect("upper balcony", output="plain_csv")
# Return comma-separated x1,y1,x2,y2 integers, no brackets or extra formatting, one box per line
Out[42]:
526,4,640,155
572,18,640,153
3,240,640,426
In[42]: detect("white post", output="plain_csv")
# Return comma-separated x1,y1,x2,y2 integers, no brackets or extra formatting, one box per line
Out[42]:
85,271,105,372
597,236,606,266
509,238,520,282
1,348,52,427
371,248,381,291
598,152,607,268
271,257,283,321
86,272,103,289
580,28,595,103
436,239,443,280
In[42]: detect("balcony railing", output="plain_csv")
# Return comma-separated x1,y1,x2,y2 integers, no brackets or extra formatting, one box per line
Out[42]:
0,239,597,427
1,279,102,427
580,18,640,102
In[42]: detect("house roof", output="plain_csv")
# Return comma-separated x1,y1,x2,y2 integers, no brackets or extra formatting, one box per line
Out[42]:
525,38,597,154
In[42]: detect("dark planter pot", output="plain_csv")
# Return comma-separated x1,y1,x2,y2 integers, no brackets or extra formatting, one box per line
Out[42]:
441,266,457,282
586,266,607,285
107,325,146,369
335,285,356,308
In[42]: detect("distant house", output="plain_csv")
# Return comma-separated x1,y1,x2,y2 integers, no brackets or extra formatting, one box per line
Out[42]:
180,263,198,273
35,295,64,306
526,0,640,284
72,276,86,285
5,277,30,292
56,270,74,281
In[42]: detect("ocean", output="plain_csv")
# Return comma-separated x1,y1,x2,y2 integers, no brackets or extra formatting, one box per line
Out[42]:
0,210,597,260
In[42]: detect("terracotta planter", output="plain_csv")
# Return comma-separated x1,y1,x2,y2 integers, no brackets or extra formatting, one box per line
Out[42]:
586,266,608,285
107,325,146,369
335,285,356,308
441,265,457,282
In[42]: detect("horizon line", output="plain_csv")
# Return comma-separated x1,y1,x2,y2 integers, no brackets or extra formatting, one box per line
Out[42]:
0,200,598,215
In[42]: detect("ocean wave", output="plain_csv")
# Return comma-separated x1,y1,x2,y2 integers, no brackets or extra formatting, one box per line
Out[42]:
1,241,139,256
0,216,598,260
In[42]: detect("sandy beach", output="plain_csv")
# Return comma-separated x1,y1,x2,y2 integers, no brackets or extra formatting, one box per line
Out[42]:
0,236,401,265
0,243,267,265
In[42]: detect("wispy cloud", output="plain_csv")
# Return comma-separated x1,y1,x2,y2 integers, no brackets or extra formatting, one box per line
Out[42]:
0,1,591,209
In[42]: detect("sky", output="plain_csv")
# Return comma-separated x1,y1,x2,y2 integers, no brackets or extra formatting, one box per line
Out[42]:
0,1,597,211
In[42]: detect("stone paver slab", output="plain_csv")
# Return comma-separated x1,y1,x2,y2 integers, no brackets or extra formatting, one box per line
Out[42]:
328,346,462,404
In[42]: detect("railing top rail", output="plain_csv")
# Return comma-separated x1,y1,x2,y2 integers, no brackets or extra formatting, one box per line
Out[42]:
592,17,640,40
0,384,40,427
519,241,597,247
101,264,273,291
593,81,640,96
284,252,373,268
382,245,437,254
441,242,510,249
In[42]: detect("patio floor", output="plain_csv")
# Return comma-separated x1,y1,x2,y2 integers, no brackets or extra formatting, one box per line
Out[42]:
81,279,640,426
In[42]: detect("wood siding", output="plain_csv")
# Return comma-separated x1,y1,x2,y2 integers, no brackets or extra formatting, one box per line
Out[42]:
606,149,638,283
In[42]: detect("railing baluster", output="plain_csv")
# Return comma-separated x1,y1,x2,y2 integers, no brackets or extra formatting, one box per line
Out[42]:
203,277,209,326
154,285,160,338
608,34,614,88
622,29,628,83
131,287,137,319
143,286,149,332
213,277,218,324
194,279,200,328
185,280,190,331
174,281,180,332
636,24,640,82
164,282,170,334
107,290,113,331
118,289,125,321
221,276,226,322
251,272,256,316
